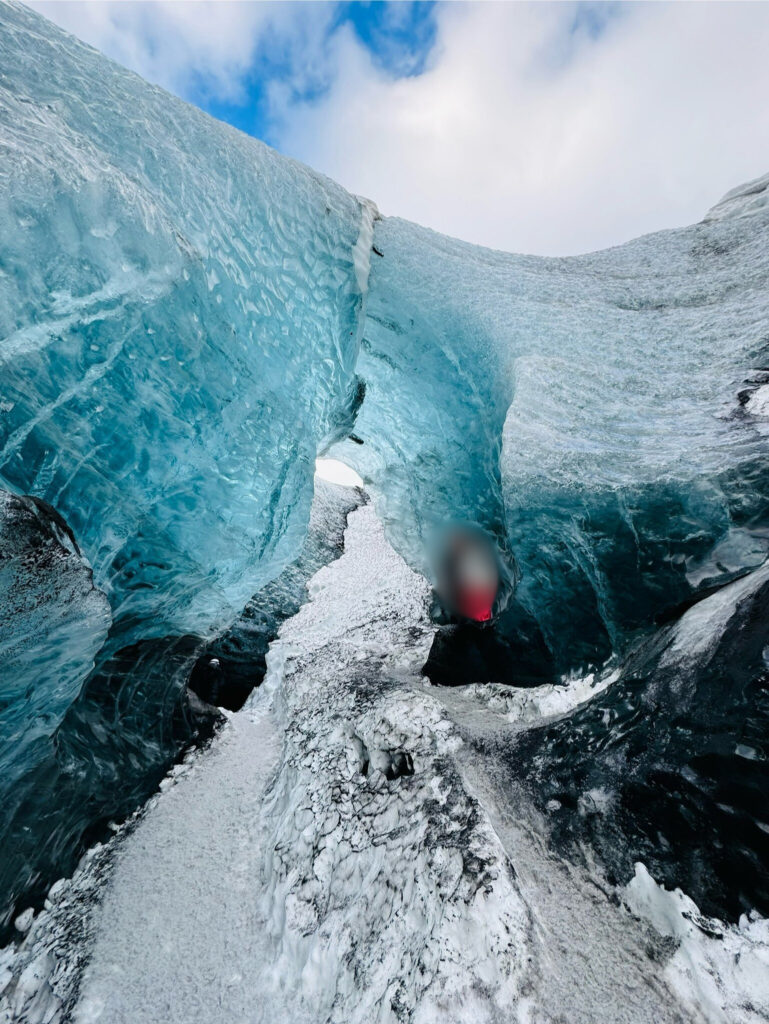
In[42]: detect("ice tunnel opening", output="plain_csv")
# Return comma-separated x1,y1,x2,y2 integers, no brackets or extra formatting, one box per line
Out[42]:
314,458,364,489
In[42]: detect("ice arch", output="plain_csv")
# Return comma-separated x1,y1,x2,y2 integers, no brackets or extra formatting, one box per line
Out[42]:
1,1,769,759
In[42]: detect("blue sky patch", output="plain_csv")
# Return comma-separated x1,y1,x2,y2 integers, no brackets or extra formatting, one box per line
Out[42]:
194,1,439,144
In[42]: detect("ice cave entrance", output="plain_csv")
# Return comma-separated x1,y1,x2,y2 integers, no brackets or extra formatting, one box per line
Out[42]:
315,458,364,489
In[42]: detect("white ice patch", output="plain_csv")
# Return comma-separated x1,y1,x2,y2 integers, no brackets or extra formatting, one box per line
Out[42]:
746,383,769,418
73,713,281,1024
686,528,769,587
624,863,769,1024
352,196,379,296
433,665,620,733
661,560,769,668
705,171,769,223
0,739,217,1024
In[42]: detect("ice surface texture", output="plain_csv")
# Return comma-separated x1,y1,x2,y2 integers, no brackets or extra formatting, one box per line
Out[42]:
0,491,110,783
0,1,368,642
513,559,769,920
188,478,362,710
336,191,769,673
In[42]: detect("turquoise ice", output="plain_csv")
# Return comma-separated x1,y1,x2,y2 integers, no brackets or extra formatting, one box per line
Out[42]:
2,0,769,688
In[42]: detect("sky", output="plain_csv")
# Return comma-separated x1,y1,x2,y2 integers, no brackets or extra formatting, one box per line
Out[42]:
28,1,769,257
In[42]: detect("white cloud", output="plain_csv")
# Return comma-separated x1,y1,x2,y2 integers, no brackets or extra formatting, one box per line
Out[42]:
275,2,769,255
28,1,334,103
27,1,769,256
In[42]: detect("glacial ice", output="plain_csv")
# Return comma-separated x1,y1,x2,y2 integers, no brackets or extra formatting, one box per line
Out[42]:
3,0,769,682
3,0,769,683
0,0,369,908
513,555,769,921
1,1,769,1018
0,491,110,783
334,195,769,671
0,1,370,643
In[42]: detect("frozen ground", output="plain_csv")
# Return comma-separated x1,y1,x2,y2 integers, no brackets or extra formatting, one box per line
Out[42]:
2,502,768,1024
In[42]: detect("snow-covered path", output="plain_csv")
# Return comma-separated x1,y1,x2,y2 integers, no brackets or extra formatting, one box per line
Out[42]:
4,501,768,1024
75,709,282,1024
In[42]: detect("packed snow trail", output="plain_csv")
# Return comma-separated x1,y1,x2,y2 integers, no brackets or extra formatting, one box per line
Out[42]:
70,503,527,1023
11,501,728,1024
75,711,282,1024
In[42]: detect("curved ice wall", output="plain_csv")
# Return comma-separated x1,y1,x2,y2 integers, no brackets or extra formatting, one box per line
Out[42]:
335,189,769,670
0,492,110,783
0,1,369,642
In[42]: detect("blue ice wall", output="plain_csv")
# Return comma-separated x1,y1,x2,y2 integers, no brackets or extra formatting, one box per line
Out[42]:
0,491,110,783
0,1,370,641
334,187,769,668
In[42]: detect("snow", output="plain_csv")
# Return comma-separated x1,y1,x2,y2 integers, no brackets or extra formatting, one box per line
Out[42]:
3,503,766,1023
434,666,621,733
746,383,769,418
624,863,769,1024
60,504,530,1023
660,560,769,668
74,709,282,1024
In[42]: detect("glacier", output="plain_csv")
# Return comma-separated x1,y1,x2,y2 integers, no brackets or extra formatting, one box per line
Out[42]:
1,1,769,1021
